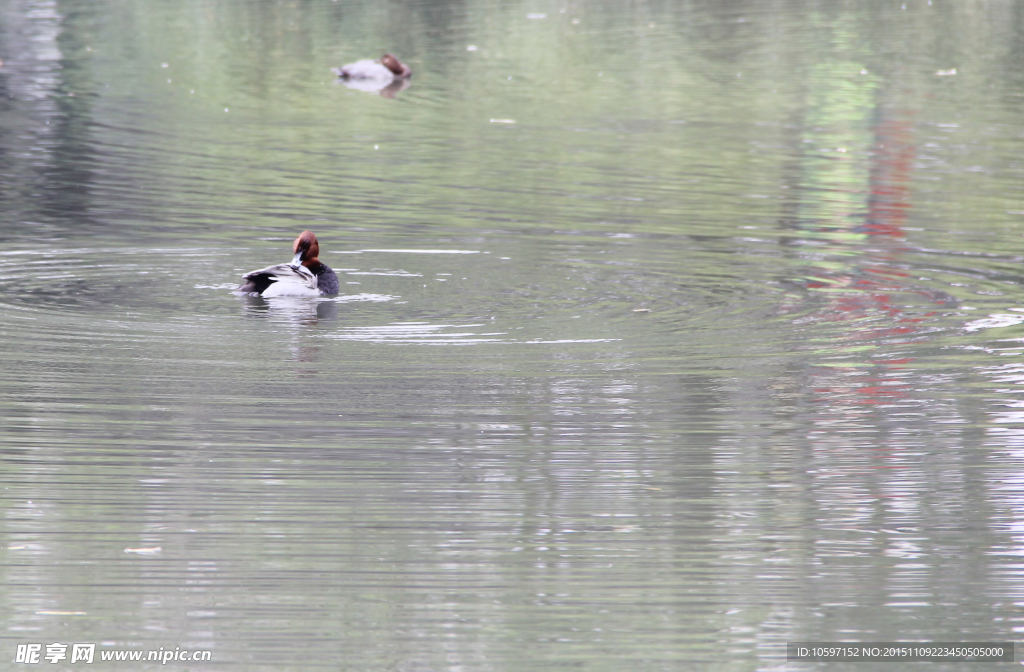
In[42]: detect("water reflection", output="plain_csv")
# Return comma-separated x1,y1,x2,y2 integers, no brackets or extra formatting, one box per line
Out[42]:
0,0,100,232
241,295,340,325
338,75,411,98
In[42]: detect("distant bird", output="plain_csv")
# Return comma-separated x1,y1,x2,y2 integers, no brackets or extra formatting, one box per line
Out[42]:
238,231,339,297
332,53,411,82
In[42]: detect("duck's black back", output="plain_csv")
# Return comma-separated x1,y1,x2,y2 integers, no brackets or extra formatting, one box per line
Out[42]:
309,262,339,295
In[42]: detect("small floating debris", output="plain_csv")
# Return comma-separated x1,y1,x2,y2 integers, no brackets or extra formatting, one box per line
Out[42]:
527,13,547,19
124,547,162,555
467,45,478,51
490,118,516,124
633,308,650,313
936,68,957,76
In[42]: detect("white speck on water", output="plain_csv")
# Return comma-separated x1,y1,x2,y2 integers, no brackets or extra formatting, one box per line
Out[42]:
467,45,478,51
527,13,546,19
124,547,162,555
224,108,229,112
161,63,168,68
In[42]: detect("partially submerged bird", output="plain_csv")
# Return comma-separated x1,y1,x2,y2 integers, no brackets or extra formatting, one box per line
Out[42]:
238,231,340,297
332,53,411,82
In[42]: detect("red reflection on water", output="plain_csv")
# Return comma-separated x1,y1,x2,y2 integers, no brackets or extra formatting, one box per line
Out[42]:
809,110,925,407
866,115,916,237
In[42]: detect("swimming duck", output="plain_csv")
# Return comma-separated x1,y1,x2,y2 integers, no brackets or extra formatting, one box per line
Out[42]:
332,54,411,82
238,231,340,297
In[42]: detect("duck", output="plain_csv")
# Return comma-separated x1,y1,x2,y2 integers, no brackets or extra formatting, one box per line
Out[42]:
332,53,411,82
238,231,340,297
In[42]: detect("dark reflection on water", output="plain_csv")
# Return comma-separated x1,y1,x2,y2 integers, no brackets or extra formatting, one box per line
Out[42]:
3,0,1024,669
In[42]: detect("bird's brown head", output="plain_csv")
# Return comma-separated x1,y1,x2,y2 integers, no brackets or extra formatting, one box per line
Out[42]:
381,54,411,78
292,230,320,267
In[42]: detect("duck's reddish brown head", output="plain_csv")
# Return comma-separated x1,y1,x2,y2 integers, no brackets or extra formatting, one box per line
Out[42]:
381,54,411,78
291,230,320,268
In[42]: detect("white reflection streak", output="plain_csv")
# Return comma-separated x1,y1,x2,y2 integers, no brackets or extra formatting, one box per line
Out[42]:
324,323,504,344
983,366,1024,438
343,249,482,255
965,313,1024,332
978,357,1024,570
321,323,621,345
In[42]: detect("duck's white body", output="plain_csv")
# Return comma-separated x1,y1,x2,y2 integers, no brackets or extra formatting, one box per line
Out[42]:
334,59,396,82
240,263,319,297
